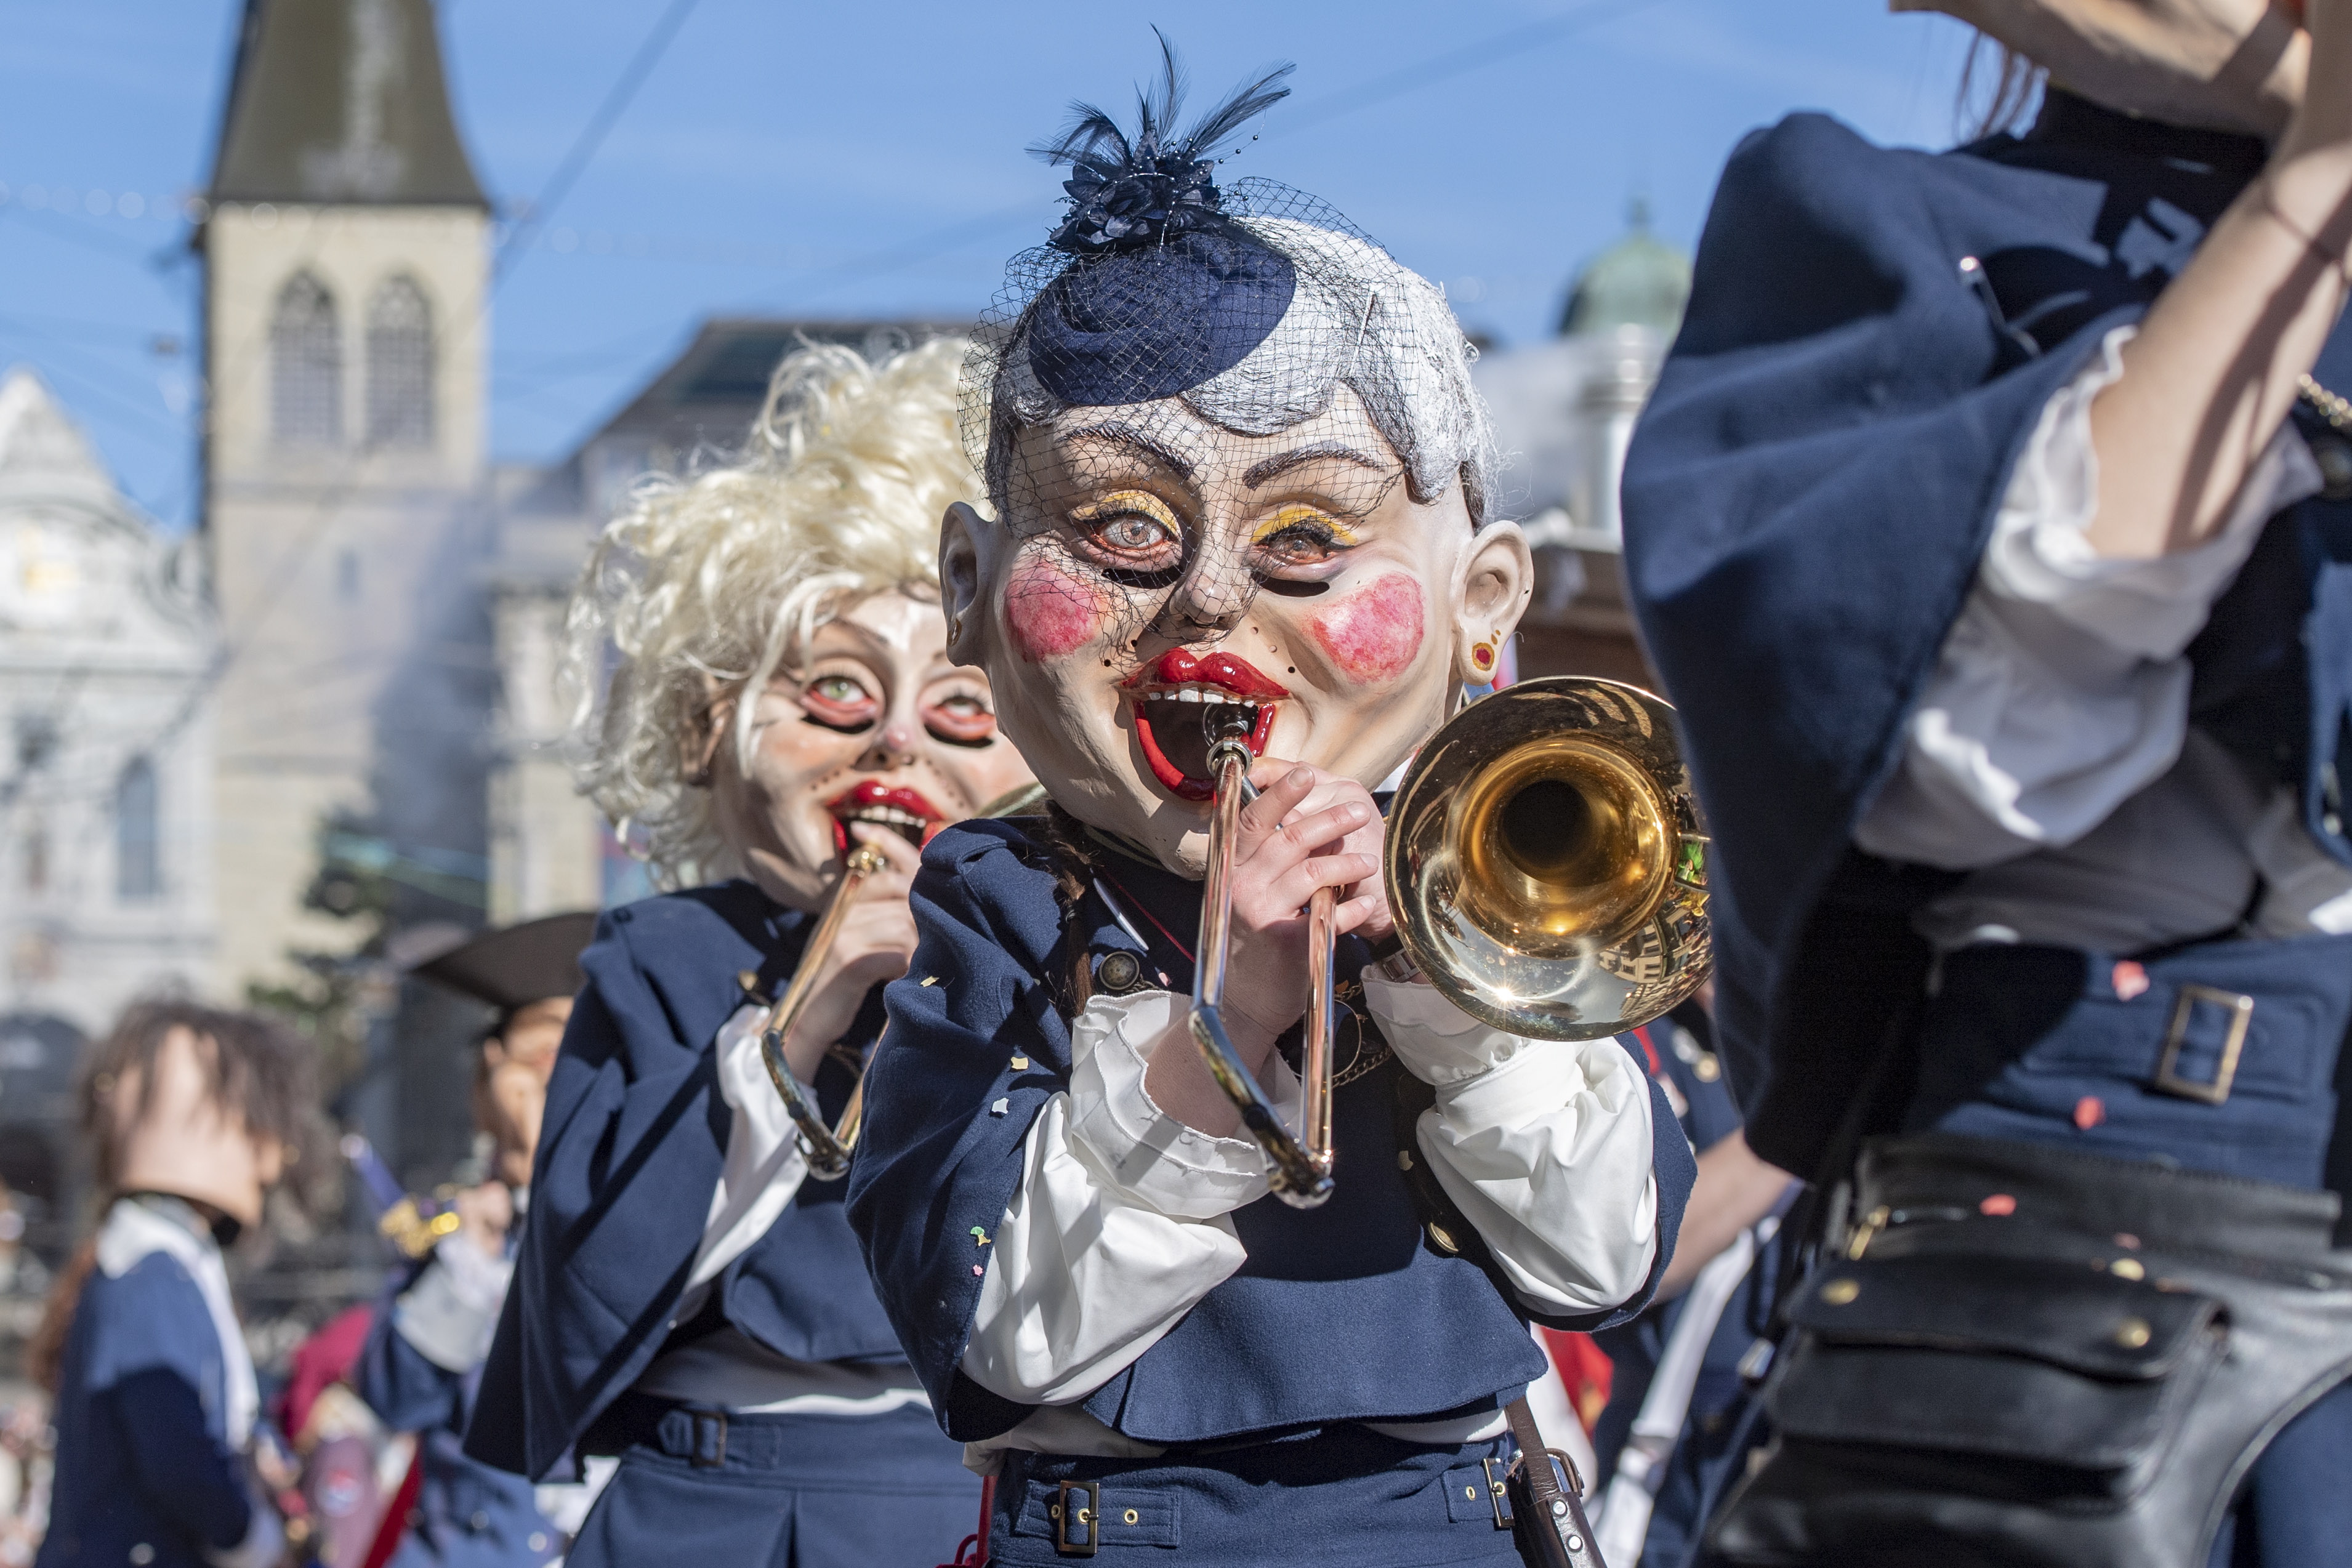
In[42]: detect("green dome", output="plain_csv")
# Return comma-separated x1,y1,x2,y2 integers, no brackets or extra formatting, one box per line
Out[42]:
1558,199,1691,337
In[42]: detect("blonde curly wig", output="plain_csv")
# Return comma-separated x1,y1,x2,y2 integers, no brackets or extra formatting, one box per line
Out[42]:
563,335,977,888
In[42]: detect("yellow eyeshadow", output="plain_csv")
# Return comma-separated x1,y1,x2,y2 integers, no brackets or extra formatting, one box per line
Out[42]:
1071,489,1180,529
1252,504,1358,547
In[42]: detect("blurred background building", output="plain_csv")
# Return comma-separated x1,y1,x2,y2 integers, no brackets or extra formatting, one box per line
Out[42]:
0,0,1696,1413
0,367,217,1282
1473,198,1691,688
0,0,1697,1198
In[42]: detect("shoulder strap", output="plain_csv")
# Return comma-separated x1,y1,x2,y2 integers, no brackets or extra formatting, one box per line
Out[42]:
1503,1394,1606,1568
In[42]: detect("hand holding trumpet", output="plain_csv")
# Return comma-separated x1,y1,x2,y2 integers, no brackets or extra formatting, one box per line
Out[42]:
767,825,921,1088
1143,760,1391,1141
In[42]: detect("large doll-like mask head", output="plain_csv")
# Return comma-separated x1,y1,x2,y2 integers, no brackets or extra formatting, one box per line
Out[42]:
939,50,1528,876
1895,0,2310,135
700,587,1033,910
109,1024,290,1231
942,398,1526,876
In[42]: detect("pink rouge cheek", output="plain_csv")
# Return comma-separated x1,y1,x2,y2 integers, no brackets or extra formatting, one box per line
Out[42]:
1306,571,1425,685
1002,555,1107,663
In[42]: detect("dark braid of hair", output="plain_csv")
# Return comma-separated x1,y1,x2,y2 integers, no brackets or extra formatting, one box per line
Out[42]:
1029,799,1105,1019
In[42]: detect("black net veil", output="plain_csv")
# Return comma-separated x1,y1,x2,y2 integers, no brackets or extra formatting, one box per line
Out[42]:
960,39,1499,665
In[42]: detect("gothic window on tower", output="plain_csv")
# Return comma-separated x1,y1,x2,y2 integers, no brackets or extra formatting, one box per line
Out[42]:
366,275,435,448
116,756,161,901
271,271,344,447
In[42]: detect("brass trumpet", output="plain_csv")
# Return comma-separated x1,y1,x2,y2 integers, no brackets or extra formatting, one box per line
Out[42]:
756,784,1043,1178
759,841,888,1181
1191,676,1713,1208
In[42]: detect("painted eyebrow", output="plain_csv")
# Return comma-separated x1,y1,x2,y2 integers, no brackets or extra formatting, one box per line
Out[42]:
1241,441,1390,490
1060,422,1196,486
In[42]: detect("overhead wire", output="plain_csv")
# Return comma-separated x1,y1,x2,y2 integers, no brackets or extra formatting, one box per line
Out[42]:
14,0,708,821
493,0,704,287
765,0,1680,313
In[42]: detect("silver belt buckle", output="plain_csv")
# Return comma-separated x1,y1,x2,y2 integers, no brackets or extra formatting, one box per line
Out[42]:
2152,984,2254,1105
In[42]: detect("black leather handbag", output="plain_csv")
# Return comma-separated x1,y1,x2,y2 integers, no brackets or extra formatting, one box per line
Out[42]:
1704,1133,2352,1568
1768,1250,2225,1497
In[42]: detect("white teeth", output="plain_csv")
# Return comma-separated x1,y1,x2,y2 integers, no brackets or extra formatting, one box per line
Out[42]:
844,805,929,828
1143,683,1266,706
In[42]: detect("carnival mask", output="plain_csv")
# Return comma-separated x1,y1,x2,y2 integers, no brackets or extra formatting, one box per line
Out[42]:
701,589,1034,911
110,1026,286,1229
1895,0,2310,135
940,44,1528,877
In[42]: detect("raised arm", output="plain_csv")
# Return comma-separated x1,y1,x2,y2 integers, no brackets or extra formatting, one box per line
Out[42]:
2090,0,2352,557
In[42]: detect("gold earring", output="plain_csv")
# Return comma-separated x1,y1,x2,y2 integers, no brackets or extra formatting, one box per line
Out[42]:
1470,640,1497,677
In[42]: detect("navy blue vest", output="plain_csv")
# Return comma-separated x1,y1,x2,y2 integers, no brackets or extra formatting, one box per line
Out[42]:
847,820,1689,1447
465,882,902,1482
1622,94,2352,1183
41,1243,253,1568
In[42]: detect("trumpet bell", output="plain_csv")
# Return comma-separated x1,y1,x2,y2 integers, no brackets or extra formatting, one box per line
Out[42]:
1388,677,1710,1042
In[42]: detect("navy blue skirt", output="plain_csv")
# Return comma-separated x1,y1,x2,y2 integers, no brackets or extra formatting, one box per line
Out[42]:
989,1427,1528,1567
568,1401,980,1568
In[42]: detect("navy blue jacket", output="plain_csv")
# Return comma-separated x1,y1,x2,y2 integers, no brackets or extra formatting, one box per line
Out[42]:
357,1264,560,1568
38,1248,252,1568
1622,94,2352,1177
464,881,899,1482
845,820,1693,1447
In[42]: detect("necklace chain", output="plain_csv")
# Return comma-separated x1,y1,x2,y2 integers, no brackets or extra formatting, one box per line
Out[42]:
2299,373,2352,434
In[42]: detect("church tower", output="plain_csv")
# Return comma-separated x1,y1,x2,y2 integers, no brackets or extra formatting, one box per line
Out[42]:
200,0,491,991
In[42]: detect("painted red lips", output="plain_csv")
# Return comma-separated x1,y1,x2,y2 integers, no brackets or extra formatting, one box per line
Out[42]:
826,780,948,853
1122,649,1289,801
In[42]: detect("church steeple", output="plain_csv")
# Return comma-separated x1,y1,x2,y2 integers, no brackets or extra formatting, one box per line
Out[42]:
198,0,494,999
207,0,486,207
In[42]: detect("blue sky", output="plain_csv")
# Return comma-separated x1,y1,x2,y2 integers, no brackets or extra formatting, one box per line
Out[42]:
0,0,1994,531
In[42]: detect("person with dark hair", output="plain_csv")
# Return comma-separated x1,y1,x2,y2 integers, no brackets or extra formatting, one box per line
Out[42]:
845,42,1690,1566
1622,3,2351,1564
35,1002,323,1568
337,914,598,1568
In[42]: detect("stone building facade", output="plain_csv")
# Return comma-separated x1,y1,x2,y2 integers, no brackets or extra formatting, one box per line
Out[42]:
0,368,217,1222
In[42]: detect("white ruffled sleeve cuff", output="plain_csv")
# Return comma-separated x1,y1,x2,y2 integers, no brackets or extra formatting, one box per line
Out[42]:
1359,974,1529,1085
960,1082,1249,1406
392,1233,513,1373
1855,324,2324,869
1064,991,1282,1220
687,1000,810,1290
1363,979,1661,1316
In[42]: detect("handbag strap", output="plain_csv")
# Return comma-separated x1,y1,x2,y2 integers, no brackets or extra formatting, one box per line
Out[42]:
1505,1395,1607,1568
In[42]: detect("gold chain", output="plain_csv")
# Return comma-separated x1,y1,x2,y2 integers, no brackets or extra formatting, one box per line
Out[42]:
2299,373,2352,434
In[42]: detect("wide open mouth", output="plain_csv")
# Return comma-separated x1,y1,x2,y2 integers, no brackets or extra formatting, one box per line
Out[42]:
1122,650,1289,802
825,781,949,855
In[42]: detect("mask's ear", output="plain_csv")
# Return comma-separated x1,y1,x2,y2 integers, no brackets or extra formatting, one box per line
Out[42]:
940,502,991,667
683,681,735,789
1451,518,1534,683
